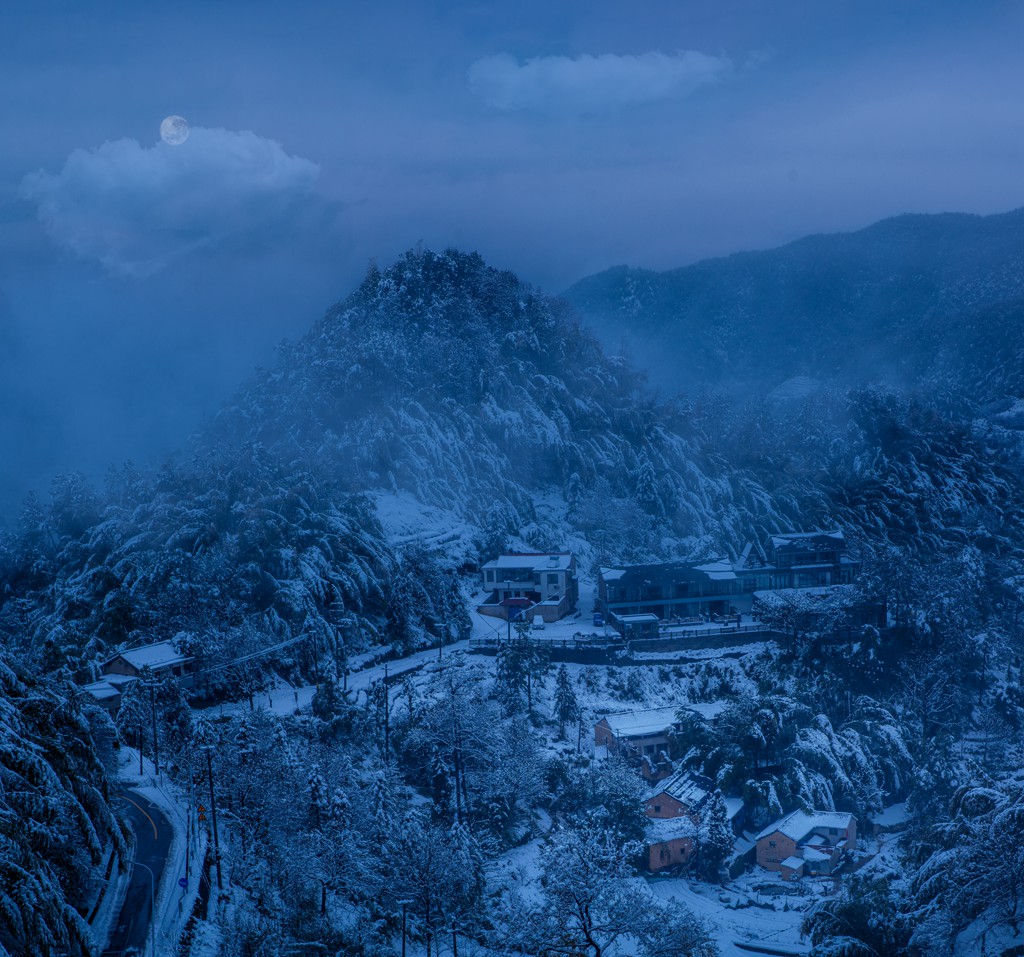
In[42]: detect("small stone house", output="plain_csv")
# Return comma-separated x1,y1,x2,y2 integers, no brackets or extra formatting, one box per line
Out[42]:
755,809,857,880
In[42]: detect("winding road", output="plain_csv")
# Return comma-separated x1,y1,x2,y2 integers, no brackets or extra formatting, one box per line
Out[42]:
101,791,173,957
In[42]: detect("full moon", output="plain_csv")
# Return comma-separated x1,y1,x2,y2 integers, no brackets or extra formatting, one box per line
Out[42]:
160,115,189,146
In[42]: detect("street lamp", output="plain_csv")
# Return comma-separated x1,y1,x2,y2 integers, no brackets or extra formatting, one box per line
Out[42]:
134,860,157,957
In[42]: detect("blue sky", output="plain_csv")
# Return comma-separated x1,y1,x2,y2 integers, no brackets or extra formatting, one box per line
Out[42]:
1,0,1022,517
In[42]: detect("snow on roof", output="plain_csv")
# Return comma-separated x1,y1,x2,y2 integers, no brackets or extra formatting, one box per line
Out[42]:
485,552,573,572
83,679,121,700
600,707,679,738
771,530,845,547
647,816,697,843
647,769,712,809
693,558,738,581
682,701,727,722
799,847,831,863
780,855,805,870
600,567,626,581
723,797,745,821
618,613,659,624
755,809,855,843
105,640,190,672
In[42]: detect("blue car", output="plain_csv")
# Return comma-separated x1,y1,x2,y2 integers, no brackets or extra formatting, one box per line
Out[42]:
593,613,605,627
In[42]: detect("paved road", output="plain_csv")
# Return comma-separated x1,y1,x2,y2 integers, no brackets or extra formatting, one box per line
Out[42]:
101,791,173,956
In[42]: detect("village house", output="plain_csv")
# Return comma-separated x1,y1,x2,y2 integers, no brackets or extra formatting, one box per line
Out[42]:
594,703,725,781
595,706,679,769
642,769,745,871
102,639,193,681
643,769,713,869
755,809,857,880
83,639,194,713
477,552,579,623
597,530,862,631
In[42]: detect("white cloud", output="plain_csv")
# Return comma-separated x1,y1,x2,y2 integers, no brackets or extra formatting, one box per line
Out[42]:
20,128,320,276
468,50,732,116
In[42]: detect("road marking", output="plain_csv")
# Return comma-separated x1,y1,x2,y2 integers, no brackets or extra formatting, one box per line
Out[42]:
123,794,159,841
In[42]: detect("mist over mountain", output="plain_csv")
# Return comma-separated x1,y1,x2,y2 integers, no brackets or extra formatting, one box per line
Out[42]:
565,207,1024,404
204,248,784,554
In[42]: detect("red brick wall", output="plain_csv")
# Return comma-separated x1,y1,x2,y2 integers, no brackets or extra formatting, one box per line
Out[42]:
648,837,694,871
756,831,798,870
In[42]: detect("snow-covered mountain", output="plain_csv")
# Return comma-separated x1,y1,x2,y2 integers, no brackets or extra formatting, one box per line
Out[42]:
565,207,1024,403
204,248,780,552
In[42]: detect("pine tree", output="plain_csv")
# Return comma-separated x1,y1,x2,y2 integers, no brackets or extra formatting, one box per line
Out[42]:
554,664,580,739
696,792,734,882
308,763,329,828
565,471,583,520
634,450,662,516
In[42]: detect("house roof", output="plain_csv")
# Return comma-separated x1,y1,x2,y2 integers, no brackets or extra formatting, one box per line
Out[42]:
800,847,831,863
599,707,679,738
104,640,191,673
646,769,713,810
770,530,845,548
83,679,121,701
647,816,697,843
780,855,805,870
683,701,727,722
693,559,737,581
723,797,745,821
755,809,855,843
617,613,659,624
484,552,574,573
598,561,707,590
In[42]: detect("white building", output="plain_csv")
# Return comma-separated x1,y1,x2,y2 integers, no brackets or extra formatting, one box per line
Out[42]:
478,552,579,622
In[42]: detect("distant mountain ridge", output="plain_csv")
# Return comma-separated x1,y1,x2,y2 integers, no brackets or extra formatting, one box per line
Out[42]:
564,207,1024,402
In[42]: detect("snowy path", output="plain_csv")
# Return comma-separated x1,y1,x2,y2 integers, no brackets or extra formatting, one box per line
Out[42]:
199,639,473,719
649,878,810,957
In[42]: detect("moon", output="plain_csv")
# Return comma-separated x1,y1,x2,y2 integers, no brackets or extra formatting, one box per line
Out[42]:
160,115,190,146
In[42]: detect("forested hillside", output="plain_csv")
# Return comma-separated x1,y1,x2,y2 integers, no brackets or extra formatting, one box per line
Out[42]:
565,208,1024,405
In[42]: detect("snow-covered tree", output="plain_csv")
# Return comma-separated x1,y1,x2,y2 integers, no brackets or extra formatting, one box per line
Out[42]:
554,663,580,738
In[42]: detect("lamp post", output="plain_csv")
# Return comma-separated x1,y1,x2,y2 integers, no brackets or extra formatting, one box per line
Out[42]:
134,859,157,957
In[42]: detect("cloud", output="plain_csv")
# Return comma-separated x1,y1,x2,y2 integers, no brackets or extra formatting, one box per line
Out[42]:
20,128,320,276
468,50,732,116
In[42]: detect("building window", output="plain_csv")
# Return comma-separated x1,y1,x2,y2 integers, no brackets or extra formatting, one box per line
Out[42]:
653,805,661,813
547,573,559,586
485,570,494,582
769,840,777,848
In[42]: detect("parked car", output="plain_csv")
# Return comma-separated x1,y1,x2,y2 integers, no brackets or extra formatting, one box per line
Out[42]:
532,615,545,630
593,613,605,627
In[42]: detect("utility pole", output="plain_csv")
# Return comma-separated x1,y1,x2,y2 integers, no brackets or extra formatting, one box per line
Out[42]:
148,682,160,776
383,663,390,758
204,746,223,891
401,900,409,957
